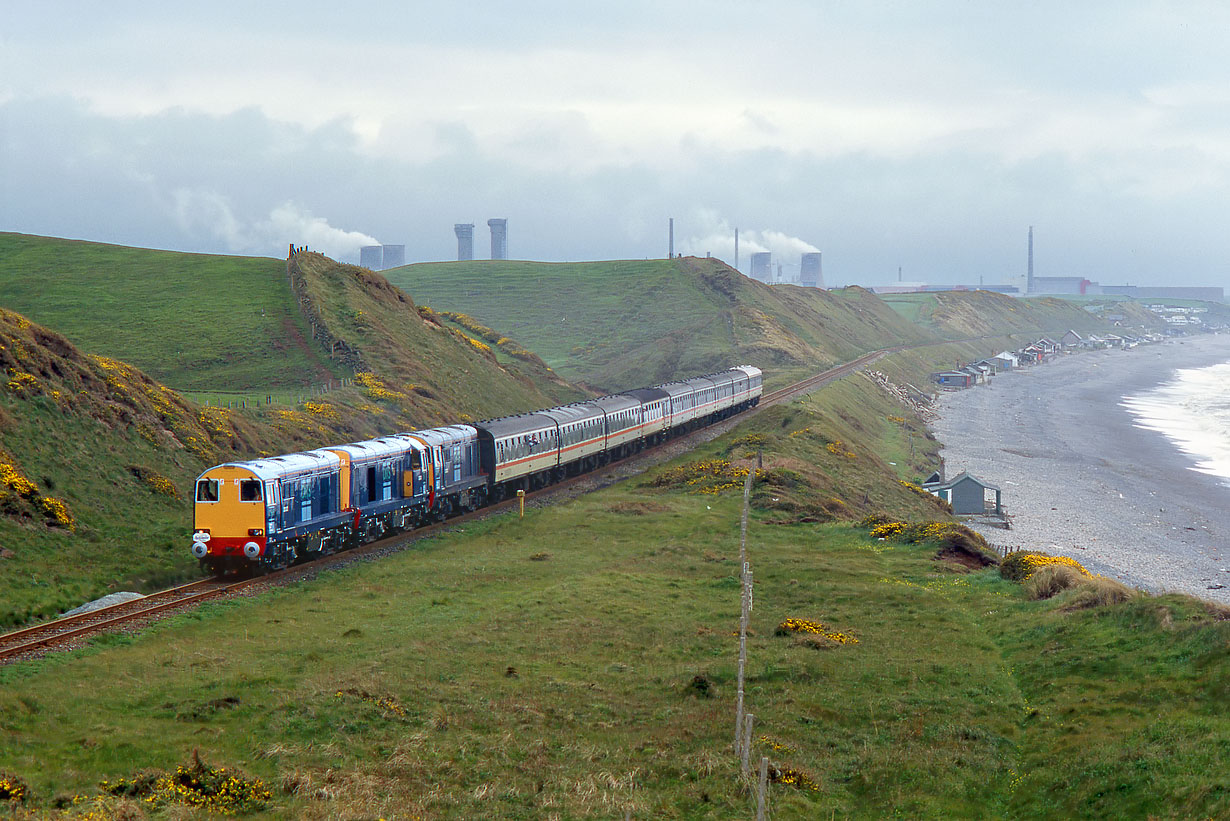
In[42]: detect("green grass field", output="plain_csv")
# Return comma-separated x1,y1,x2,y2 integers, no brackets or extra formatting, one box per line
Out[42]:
1,391,1224,818
0,233,338,391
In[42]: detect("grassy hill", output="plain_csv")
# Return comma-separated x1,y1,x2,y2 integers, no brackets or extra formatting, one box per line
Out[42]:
0,252,586,626
1,347,1224,818
0,233,337,392
384,257,937,391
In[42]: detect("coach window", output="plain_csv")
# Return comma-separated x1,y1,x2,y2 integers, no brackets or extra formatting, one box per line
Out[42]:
196,479,219,502
240,479,263,502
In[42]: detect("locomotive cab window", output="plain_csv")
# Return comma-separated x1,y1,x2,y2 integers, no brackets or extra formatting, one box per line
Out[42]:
239,479,263,502
196,479,219,502
410,450,422,470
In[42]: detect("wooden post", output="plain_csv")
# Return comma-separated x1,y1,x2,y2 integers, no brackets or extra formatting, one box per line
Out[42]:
735,468,753,754
741,713,755,776
517,489,525,517
756,756,768,821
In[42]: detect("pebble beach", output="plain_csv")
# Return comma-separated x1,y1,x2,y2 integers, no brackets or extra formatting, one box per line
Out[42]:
932,334,1230,604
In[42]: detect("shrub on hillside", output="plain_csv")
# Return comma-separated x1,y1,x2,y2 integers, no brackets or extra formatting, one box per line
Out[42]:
1001,551,1090,582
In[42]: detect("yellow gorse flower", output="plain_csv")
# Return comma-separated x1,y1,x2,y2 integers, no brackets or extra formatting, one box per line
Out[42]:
776,618,859,644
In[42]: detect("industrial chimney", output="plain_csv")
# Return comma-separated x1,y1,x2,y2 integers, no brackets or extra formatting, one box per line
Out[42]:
488,218,508,260
360,245,383,270
800,252,823,288
454,224,474,261
750,252,771,283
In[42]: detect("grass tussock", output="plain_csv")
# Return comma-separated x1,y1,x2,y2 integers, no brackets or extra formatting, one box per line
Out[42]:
1060,576,1136,610
1024,564,1086,600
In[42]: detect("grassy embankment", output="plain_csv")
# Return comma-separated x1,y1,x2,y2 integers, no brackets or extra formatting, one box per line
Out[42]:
0,354,1225,819
0,232,337,393
0,244,584,626
385,257,938,391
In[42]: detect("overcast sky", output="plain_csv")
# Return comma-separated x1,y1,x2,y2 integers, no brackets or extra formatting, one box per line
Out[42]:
3,1,1230,287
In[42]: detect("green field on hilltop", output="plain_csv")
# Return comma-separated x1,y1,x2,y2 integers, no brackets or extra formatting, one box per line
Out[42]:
384,257,936,391
1,377,1225,819
0,233,337,391
386,258,733,385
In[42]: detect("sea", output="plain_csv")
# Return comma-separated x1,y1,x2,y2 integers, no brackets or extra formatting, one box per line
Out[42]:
1121,360,1230,486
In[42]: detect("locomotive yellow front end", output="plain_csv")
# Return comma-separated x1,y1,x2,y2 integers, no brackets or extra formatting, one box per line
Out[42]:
192,465,267,572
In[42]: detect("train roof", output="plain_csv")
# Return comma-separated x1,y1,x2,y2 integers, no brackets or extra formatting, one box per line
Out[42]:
476,412,560,439
621,387,670,402
199,449,341,483
651,381,695,398
401,424,478,448
591,394,639,412
538,403,604,425
325,436,413,461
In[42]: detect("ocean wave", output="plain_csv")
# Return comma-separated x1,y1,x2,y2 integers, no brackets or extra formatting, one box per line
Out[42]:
1121,362,1230,484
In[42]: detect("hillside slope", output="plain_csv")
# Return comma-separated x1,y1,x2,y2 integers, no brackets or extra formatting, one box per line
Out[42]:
385,257,938,390
0,232,336,391
878,290,1151,337
0,253,587,625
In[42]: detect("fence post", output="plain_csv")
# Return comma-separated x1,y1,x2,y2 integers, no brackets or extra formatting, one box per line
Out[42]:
741,713,755,776
756,756,768,821
735,467,754,759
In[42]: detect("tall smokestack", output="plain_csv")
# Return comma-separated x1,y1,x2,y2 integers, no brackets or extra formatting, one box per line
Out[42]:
454,223,474,261
668,218,674,258
1027,225,1034,293
734,228,739,271
488,218,508,260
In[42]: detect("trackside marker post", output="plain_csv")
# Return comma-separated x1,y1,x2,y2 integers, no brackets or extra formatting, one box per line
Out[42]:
517,489,525,517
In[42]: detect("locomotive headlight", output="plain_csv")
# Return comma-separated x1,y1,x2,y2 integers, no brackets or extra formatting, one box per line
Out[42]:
191,542,208,558
248,528,263,536
243,541,261,559
192,530,210,543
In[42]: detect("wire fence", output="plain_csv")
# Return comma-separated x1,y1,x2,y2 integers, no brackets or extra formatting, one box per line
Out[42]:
182,378,356,410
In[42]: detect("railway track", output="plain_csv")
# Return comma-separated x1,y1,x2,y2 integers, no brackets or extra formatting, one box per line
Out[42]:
0,348,893,664
0,578,251,662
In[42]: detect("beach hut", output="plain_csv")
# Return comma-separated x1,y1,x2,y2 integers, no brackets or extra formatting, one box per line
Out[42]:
991,351,1019,370
931,371,972,388
929,472,1002,515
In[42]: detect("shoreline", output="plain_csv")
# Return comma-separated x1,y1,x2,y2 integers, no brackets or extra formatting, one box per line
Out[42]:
931,334,1230,604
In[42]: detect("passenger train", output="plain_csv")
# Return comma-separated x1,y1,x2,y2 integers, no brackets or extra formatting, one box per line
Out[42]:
191,366,763,573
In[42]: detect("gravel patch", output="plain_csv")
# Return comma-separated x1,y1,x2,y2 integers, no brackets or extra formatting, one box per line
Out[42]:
60,591,144,617
932,335,1230,604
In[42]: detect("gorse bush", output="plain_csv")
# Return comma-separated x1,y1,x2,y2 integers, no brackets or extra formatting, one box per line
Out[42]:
1001,551,1090,582
869,520,990,553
